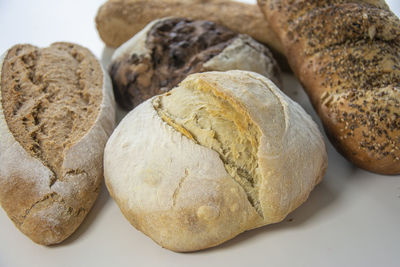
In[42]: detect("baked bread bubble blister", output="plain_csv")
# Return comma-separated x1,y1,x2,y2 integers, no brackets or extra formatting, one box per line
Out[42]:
104,70,328,252
0,42,115,245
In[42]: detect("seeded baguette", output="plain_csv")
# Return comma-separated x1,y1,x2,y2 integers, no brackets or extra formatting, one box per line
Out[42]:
95,0,283,53
0,43,115,245
104,70,327,252
258,0,400,174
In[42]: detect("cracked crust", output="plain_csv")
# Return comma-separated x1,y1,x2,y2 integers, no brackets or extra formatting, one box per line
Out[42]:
110,17,281,110
152,78,264,216
104,70,327,252
0,43,116,245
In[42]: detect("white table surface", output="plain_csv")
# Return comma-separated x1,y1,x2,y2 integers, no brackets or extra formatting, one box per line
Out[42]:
0,1,399,267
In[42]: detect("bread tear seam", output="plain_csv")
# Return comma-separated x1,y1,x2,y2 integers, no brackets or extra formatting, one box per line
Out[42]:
153,80,264,217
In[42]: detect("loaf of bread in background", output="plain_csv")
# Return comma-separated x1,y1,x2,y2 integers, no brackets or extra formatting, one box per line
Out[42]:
258,0,400,174
0,42,115,245
110,17,281,110
104,70,327,252
95,0,283,53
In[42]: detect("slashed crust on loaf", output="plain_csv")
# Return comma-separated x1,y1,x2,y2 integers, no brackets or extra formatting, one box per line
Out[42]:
153,79,264,215
0,43,115,245
1,44,103,184
104,71,327,251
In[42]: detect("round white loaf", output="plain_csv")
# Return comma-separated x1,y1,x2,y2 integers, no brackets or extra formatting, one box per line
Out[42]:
104,70,327,252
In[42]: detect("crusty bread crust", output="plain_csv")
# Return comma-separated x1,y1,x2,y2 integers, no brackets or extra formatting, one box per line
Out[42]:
258,0,400,174
110,17,281,110
0,43,115,245
95,0,283,53
104,71,327,251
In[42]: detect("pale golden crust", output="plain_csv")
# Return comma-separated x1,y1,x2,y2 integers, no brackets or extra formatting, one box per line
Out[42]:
95,0,283,53
105,100,263,252
0,43,115,245
104,70,327,251
258,0,400,174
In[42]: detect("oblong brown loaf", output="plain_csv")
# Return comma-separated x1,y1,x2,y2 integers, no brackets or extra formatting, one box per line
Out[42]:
95,0,283,53
0,42,115,245
258,0,400,174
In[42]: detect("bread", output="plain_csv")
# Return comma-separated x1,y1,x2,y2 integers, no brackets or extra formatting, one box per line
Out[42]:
95,0,283,53
258,0,400,174
104,70,327,252
0,42,115,245
110,17,281,110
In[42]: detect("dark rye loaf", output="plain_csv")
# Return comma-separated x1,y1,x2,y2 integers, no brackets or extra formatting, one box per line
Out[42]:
110,17,281,110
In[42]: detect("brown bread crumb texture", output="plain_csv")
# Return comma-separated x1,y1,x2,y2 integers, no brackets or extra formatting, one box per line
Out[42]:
1,43,103,185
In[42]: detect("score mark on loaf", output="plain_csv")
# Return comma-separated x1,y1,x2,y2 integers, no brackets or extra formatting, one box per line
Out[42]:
0,43,115,245
104,70,327,252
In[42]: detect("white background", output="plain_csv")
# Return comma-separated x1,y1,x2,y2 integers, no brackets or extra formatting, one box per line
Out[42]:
0,1,399,267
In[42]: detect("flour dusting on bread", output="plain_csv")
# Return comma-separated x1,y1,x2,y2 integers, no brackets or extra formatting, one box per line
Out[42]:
104,70,327,252
0,42,115,245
